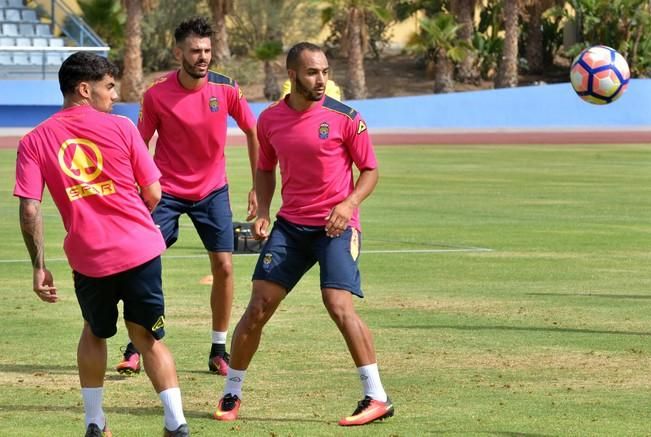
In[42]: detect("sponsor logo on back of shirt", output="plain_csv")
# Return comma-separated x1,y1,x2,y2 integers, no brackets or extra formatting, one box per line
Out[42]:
58,138,116,201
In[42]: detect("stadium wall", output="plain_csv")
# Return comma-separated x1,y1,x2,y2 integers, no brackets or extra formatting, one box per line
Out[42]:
1,79,650,134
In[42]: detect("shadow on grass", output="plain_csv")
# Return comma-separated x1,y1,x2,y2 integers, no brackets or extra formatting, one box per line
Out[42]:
528,292,651,300
387,324,651,336
0,403,329,423
0,363,77,374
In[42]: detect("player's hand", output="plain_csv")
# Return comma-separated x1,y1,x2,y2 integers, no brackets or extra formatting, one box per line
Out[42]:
253,216,270,240
325,201,354,238
33,267,58,303
247,189,258,221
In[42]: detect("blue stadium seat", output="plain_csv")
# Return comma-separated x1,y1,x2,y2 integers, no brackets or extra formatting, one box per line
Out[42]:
22,9,38,22
5,8,21,21
32,37,47,47
8,0,24,7
49,37,64,47
18,23,34,36
0,9,4,21
0,52,12,65
46,51,62,65
35,23,50,36
15,37,30,46
29,52,43,65
0,37,15,46
13,51,29,65
2,23,19,36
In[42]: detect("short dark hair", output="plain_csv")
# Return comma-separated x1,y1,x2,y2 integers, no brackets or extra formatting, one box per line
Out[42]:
286,42,323,70
58,51,119,96
175,16,213,44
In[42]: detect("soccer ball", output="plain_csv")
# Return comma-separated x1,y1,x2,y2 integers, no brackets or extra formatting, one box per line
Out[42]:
570,45,630,105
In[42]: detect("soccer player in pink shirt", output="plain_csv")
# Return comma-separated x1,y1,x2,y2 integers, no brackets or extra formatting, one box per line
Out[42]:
213,42,393,426
14,52,188,437
116,17,259,377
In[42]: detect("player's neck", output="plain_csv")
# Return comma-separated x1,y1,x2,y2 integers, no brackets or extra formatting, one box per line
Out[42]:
287,93,319,112
62,98,89,110
177,69,205,91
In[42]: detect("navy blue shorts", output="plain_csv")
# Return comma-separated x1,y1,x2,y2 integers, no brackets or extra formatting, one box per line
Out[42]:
152,185,233,252
252,217,363,297
73,256,165,339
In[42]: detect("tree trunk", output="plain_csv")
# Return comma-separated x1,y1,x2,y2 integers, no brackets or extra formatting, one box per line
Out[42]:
451,0,478,84
209,0,231,66
121,0,144,102
345,7,368,100
525,1,544,74
495,0,519,88
263,60,280,101
434,49,454,93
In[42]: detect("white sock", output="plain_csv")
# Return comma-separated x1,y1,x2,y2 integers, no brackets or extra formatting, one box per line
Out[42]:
358,363,387,402
224,367,246,398
81,387,105,429
212,330,227,344
159,387,186,431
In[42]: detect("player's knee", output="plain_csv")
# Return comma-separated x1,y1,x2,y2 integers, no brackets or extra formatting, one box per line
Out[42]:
210,256,233,276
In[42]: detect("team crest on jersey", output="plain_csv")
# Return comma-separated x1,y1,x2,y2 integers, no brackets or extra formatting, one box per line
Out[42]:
58,138,116,202
319,122,329,139
209,96,219,112
262,253,273,271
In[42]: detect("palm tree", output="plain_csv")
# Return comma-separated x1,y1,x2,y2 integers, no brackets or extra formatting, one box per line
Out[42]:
522,0,560,75
208,0,231,66
344,4,369,98
255,40,283,100
120,0,151,102
450,0,479,84
494,0,519,88
321,0,393,99
412,13,469,93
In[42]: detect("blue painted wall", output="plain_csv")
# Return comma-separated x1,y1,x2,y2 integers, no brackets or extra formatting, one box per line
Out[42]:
1,78,649,129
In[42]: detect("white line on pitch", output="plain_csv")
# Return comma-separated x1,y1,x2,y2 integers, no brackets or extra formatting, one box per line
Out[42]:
0,247,493,264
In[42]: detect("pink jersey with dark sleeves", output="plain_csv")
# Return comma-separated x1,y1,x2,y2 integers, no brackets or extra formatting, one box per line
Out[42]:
257,96,377,230
138,70,256,201
14,105,165,278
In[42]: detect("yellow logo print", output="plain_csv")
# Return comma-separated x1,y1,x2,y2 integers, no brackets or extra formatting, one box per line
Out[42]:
350,229,360,261
151,315,165,331
357,120,367,135
58,138,115,201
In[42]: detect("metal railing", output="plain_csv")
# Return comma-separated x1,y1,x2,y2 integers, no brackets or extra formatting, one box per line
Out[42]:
47,0,106,47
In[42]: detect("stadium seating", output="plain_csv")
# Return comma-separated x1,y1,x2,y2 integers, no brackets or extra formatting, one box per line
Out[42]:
0,1,71,78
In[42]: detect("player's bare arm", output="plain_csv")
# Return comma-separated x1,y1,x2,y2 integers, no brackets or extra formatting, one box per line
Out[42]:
19,197,57,302
244,126,260,221
325,167,379,238
253,169,276,239
140,180,162,213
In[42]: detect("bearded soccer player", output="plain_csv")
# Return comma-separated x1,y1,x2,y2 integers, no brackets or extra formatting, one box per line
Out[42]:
213,42,394,426
14,52,189,437
116,16,259,376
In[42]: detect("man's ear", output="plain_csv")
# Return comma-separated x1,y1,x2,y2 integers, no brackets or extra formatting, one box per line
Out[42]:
77,81,91,99
173,45,182,62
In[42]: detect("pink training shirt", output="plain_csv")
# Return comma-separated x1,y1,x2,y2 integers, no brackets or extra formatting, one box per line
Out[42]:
14,105,166,278
257,95,378,230
138,70,256,201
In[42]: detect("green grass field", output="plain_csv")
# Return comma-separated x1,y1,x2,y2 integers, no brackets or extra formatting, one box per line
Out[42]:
2,143,651,436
